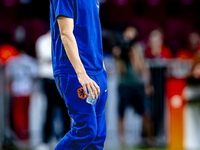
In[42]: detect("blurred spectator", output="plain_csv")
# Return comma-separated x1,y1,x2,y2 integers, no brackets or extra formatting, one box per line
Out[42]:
145,28,172,59
176,31,200,60
5,45,38,141
144,28,171,143
167,31,200,79
35,31,70,144
112,26,154,148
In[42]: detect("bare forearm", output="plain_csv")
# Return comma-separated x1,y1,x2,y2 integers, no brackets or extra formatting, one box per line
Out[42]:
57,16,100,99
61,33,100,98
61,33,86,76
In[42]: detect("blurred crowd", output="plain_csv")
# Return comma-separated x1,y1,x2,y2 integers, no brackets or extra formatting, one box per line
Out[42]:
0,0,200,150
105,25,200,149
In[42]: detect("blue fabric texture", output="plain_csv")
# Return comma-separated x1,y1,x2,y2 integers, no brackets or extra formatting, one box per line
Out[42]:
49,0,104,76
54,70,108,150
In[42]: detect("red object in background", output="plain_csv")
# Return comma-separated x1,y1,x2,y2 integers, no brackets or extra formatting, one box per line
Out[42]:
166,78,187,149
13,96,30,140
0,45,19,65
198,43,200,51
176,49,194,60
145,46,173,59
176,48,200,60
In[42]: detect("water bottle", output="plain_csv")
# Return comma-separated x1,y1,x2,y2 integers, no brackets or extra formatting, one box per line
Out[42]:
86,92,97,105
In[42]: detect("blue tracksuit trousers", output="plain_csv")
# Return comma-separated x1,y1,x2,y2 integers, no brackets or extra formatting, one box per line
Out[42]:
54,70,108,150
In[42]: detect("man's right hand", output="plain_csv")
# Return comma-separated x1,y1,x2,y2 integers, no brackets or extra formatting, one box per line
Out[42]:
77,73,100,99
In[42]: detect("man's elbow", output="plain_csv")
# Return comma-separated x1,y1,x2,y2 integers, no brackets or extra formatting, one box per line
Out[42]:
60,31,73,41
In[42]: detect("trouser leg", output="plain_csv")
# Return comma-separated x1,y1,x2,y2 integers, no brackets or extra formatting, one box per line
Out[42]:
54,70,107,150
85,71,108,150
85,112,106,150
55,108,97,150
54,75,98,149
13,96,29,140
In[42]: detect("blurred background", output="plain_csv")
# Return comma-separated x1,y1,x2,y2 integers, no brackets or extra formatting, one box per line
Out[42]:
0,0,200,150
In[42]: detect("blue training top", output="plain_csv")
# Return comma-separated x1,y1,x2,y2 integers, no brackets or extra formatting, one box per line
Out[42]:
49,0,104,76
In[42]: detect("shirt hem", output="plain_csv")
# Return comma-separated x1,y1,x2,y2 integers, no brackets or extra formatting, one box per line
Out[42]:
53,67,104,77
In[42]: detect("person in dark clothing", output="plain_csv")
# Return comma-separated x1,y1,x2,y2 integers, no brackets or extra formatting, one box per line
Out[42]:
112,26,154,148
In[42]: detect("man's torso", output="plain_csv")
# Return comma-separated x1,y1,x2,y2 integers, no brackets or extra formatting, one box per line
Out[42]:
50,0,104,76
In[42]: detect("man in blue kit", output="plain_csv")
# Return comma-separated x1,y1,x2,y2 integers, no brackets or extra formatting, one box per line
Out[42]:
49,0,108,149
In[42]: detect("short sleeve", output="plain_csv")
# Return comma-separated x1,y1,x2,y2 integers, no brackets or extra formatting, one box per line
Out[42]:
52,0,74,19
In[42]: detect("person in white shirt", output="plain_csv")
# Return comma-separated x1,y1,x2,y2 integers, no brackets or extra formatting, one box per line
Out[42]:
5,46,38,141
35,31,71,143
